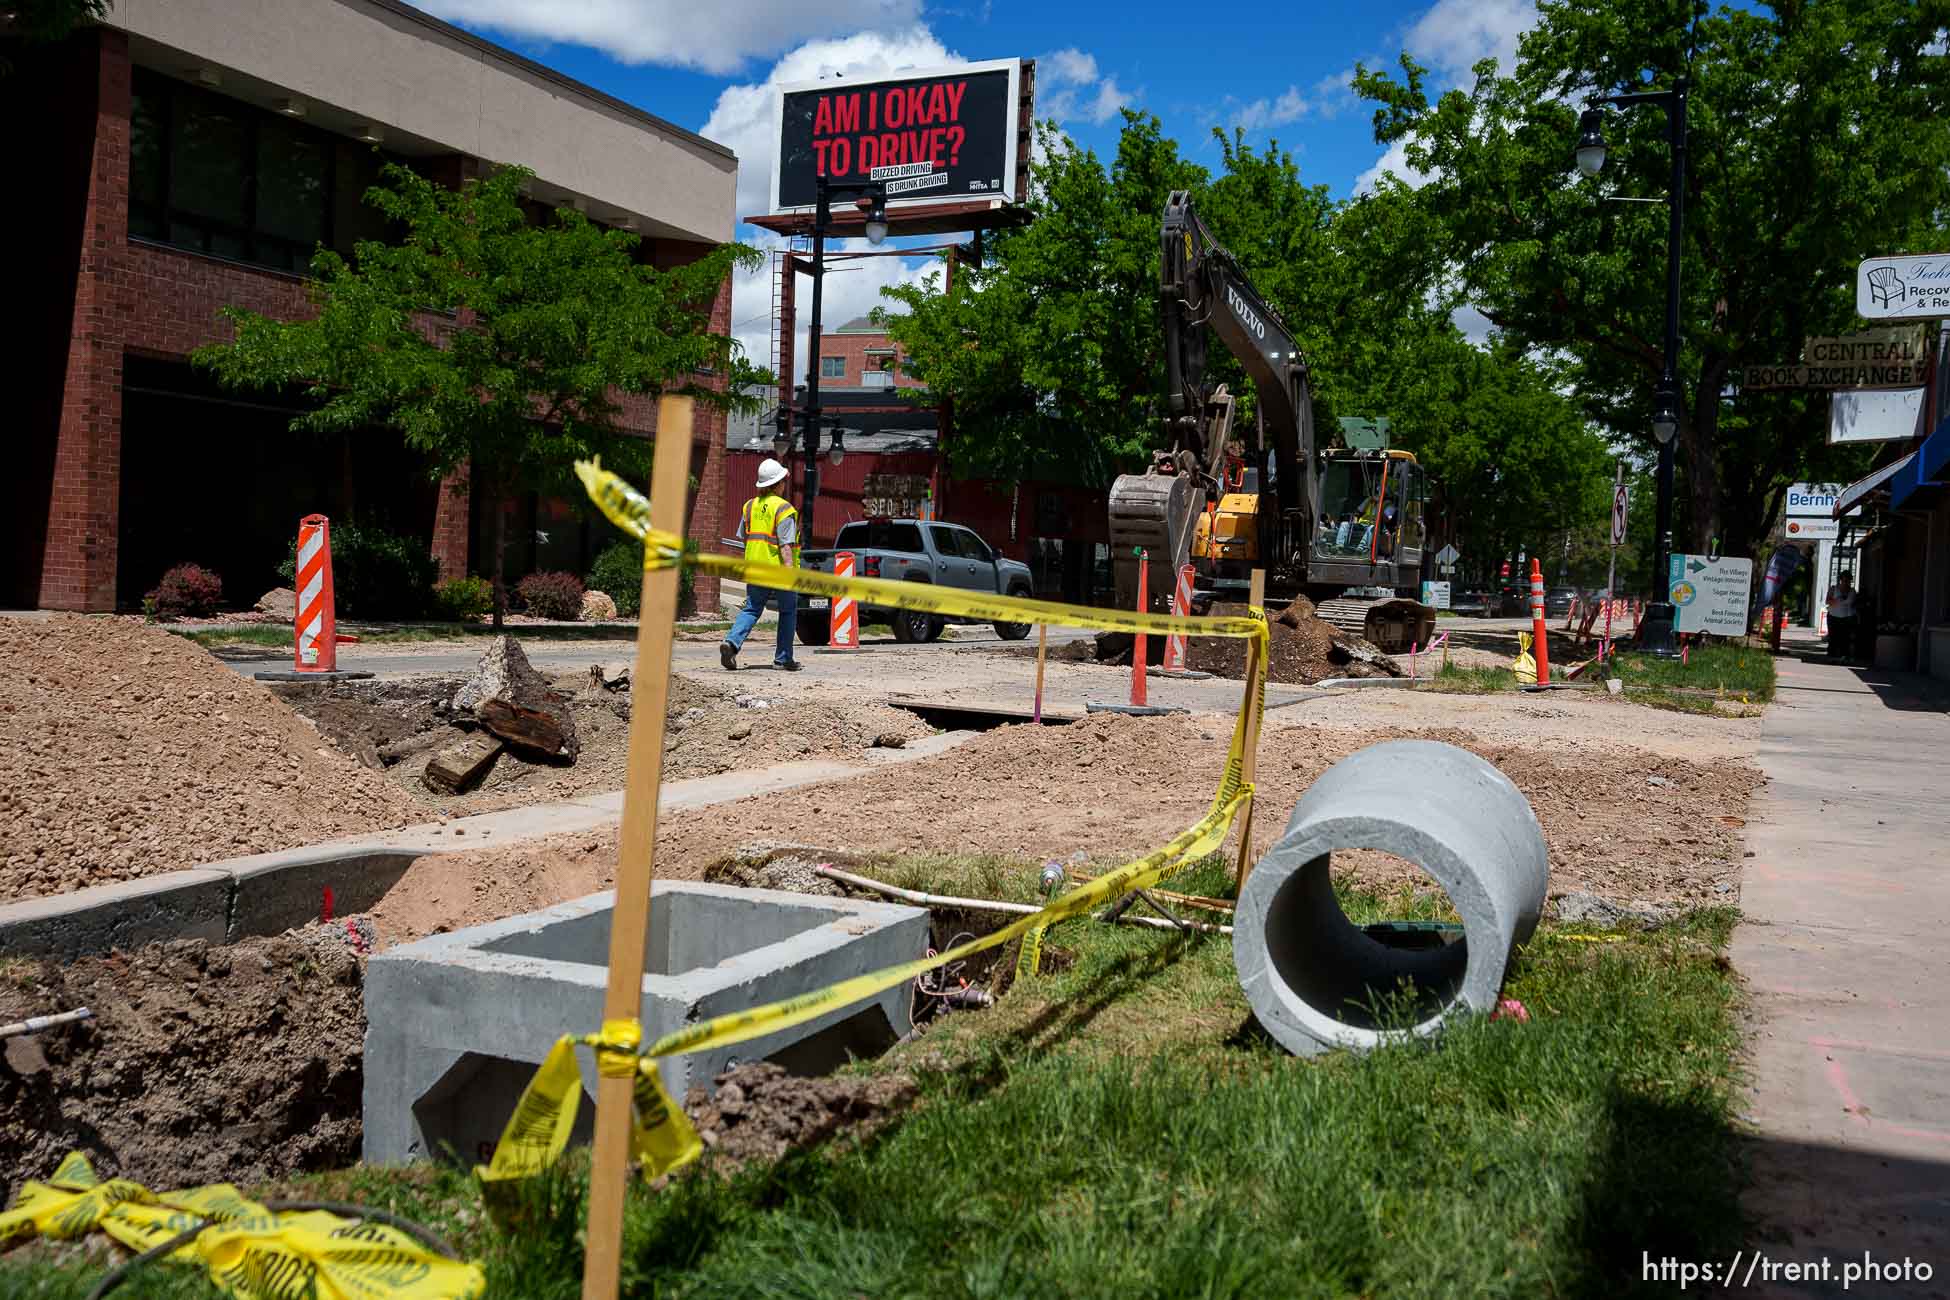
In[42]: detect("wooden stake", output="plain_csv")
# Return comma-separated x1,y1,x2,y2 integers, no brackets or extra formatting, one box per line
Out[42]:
1232,568,1267,895
580,395,693,1300
1033,623,1047,723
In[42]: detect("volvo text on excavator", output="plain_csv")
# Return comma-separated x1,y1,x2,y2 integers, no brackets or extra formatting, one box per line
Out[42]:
1106,191,1437,652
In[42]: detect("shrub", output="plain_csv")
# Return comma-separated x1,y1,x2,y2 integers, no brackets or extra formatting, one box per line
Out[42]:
432,575,495,623
276,521,437,620
517,571,585,621
145,563,223,619
586,540,644,618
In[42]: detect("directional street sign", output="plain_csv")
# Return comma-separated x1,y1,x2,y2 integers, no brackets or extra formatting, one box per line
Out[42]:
1611,483,1630,546
1434,544,1460,567
1667,554,1753,636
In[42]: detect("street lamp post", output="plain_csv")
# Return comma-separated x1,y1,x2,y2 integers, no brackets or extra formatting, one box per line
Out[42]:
777,175,888,530
1576,76,1687,656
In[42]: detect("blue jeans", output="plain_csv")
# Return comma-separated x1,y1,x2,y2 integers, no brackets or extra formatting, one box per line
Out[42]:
726,584,798,665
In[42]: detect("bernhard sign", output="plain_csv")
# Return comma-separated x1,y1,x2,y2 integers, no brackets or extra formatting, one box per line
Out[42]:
772,60,1022,216
1857,253,1950,320
1784,482,1842,517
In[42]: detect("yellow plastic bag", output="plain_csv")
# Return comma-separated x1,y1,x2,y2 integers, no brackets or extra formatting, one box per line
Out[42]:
1512,631,1538,685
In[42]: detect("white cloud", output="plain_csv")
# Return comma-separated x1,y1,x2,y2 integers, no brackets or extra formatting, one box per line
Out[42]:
1352,139,1431,195
1403,0,1536,84
1451,303,1495,345
1037,47,1135,126
1230,85,1310,132
417,0,924,75
1311,67,1360,120
1349,0,1539,195
701,28,960,230
728,240,941,408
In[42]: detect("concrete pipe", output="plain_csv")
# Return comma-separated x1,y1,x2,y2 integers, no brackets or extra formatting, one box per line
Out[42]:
1233,739,1548,1057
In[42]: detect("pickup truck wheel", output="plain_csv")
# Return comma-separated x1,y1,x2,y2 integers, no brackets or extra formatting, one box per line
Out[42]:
890,607,933,643
795,609,830,647
994,586,1033,639
923,617,945,643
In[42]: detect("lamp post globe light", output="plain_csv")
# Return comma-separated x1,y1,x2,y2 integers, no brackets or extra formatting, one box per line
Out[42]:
787,175,889,528
1574,76,1689,657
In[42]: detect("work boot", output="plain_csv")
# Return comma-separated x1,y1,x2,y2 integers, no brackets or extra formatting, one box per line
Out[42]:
777,660,803,672
719,641,737,671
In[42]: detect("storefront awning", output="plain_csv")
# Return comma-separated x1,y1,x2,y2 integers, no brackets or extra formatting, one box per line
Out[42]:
1890,416,1950,510
1834,451,1918,517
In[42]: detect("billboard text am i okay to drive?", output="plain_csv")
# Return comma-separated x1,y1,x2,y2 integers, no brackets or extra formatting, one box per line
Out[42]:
809,80,969,184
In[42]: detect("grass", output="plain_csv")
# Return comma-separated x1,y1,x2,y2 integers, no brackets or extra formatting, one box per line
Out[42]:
3,854,1748,1299
1422,663,1518,693
1418,644,1771,717
1609,643,1777,703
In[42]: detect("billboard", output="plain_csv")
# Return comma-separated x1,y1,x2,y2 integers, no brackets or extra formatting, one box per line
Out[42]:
771,59,1023,216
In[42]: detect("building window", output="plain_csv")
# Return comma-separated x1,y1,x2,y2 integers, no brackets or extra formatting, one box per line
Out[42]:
820,356,847,380
129,68,378,273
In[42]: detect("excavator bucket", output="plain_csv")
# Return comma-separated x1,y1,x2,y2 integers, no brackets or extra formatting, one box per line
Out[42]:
1314,596,1437,654
1108,470,1200,612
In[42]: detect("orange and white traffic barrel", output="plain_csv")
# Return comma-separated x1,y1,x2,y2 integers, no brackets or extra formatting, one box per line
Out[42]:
830,551,859,649
294,513,338,673
1162,563,1194,671
1527,557,1550,685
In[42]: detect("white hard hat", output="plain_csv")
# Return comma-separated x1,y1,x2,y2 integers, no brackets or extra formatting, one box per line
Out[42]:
757,457,789,488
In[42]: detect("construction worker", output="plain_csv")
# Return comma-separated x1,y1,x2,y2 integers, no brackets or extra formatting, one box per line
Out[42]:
721,458,802,672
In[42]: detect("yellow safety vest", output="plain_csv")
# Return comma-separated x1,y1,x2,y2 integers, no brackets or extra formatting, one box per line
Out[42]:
743,494,798,568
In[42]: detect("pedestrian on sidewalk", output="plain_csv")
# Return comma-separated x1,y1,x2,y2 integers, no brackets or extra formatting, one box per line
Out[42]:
1824,570,1859,662
721,458,803,672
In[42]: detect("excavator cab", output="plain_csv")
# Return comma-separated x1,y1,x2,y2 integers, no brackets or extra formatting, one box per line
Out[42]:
1311,451,1426,576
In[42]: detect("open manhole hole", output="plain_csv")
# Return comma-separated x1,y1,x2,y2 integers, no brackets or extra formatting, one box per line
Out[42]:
885,699,1082,730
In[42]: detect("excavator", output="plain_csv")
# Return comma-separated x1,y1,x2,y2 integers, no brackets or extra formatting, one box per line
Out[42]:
1107,192,1437,653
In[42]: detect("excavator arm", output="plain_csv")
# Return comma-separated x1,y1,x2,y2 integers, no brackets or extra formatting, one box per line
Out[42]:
1160,191,1315,521
1110,192,1317,610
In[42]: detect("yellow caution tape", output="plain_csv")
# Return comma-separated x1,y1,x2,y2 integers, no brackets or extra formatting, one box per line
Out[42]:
1,1152,485,1298
477,461,1270,1193
575,459,1266,644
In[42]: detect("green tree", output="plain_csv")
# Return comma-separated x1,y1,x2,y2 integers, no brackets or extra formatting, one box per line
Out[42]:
195,162,762,624
1355,0,1950,559
877,117,1203,486
882,112,1618,580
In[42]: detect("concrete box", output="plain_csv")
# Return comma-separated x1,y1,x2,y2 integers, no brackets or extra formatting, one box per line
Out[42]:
363,881,929,1165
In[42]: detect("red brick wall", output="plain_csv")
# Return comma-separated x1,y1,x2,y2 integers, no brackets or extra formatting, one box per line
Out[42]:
39,30,131,610
40,30,736,613
818,327,923,390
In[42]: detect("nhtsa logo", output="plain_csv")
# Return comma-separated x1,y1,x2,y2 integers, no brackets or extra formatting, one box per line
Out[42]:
1225,285,1267,340
1645,1251,1935,1290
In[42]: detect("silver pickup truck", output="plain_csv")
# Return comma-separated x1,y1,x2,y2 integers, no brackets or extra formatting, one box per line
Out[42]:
796,518,1035,645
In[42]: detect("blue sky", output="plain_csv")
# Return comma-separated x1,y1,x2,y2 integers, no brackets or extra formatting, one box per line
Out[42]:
416,0,1534,364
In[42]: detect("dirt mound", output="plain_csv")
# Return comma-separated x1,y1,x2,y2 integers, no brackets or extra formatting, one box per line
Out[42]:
360,830,624,949
682,1062,916,1176
277,671,932,815
1185,598,1403,684
0,926,367,1195
0,616,422,902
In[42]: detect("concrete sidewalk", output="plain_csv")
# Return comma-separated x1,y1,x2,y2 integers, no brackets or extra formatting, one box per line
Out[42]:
1735,645,1950,1293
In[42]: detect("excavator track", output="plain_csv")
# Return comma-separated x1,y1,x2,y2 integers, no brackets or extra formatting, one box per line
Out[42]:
1314,597,1437,655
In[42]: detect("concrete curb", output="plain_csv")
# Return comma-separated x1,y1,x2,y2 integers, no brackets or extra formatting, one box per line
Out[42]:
0,734,987,964
0,869,232,959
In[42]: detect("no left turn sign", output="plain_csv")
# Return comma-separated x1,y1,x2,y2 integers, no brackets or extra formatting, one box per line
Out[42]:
1611,483,1630,546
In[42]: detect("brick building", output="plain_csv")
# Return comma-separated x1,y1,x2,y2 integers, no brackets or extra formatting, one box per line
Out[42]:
725,320,1115,604
9,0,738,612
